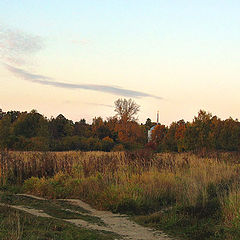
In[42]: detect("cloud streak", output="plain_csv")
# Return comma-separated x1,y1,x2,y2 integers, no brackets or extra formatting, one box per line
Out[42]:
4,64,162,99
63,100,112,108
85,102,113,108
0,25,44,65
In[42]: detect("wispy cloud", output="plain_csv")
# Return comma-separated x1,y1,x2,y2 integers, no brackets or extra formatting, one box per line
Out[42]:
85,102,113,108
4,63,52,81
62,101,112,108
0,25,44,65
4,64,162,99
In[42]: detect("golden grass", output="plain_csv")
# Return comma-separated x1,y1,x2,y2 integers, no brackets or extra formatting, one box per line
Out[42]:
1,150,240,231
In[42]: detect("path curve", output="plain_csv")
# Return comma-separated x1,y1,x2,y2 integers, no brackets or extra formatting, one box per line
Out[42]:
11,194,175,240
63,198,174,240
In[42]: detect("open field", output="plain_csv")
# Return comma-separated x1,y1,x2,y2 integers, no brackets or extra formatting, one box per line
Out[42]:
1,150,240,239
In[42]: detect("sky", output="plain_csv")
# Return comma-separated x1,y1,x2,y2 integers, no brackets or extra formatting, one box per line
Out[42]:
0,0,240,125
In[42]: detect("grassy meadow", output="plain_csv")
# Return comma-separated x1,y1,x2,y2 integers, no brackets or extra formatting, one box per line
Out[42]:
1,150,240,239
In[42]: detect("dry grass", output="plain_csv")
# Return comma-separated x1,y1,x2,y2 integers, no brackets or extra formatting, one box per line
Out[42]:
1,150,240,238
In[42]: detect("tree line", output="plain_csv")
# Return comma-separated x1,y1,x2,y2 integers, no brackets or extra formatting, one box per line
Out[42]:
149,110,240,152
0,99,146,151
0,99,239,152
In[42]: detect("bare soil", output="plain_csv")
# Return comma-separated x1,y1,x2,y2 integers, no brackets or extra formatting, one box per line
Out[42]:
3,194,175,240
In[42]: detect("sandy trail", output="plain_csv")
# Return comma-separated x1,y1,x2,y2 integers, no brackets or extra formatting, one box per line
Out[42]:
63,198,172,240
3,194,175,240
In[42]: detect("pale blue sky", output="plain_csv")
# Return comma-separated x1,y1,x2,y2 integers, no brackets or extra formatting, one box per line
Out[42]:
0,1,240,124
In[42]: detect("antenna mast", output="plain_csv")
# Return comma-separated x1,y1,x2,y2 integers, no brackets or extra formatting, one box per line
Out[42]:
157,110,159,124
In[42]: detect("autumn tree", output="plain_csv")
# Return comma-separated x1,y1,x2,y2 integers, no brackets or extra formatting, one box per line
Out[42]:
175,120,186,152
114,99,144,149
92,117,111,139
163,123,178,152
184,110,213,151
151,124,167,151
193,110,212,151
106,117,118,141
114,98,140,122
117,121,144,146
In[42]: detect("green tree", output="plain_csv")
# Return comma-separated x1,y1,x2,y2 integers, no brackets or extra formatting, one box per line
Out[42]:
74,119,92,138
102,136,114,151
49,114,74,138
219,118,240,151
145,118,155,130
0,115,12,149
12,110,46,138
184,110,212,151
6,111,21,123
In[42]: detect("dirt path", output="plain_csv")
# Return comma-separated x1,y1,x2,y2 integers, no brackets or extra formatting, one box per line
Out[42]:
62,198,172,240
0,202,52,218
6,194,174,240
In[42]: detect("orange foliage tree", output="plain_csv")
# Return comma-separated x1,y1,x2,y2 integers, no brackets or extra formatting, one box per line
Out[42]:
151,124,167,150
114,99,145,148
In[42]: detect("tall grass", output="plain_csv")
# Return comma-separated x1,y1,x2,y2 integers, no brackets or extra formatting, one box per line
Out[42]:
1,150,240,239
2,209,23,240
